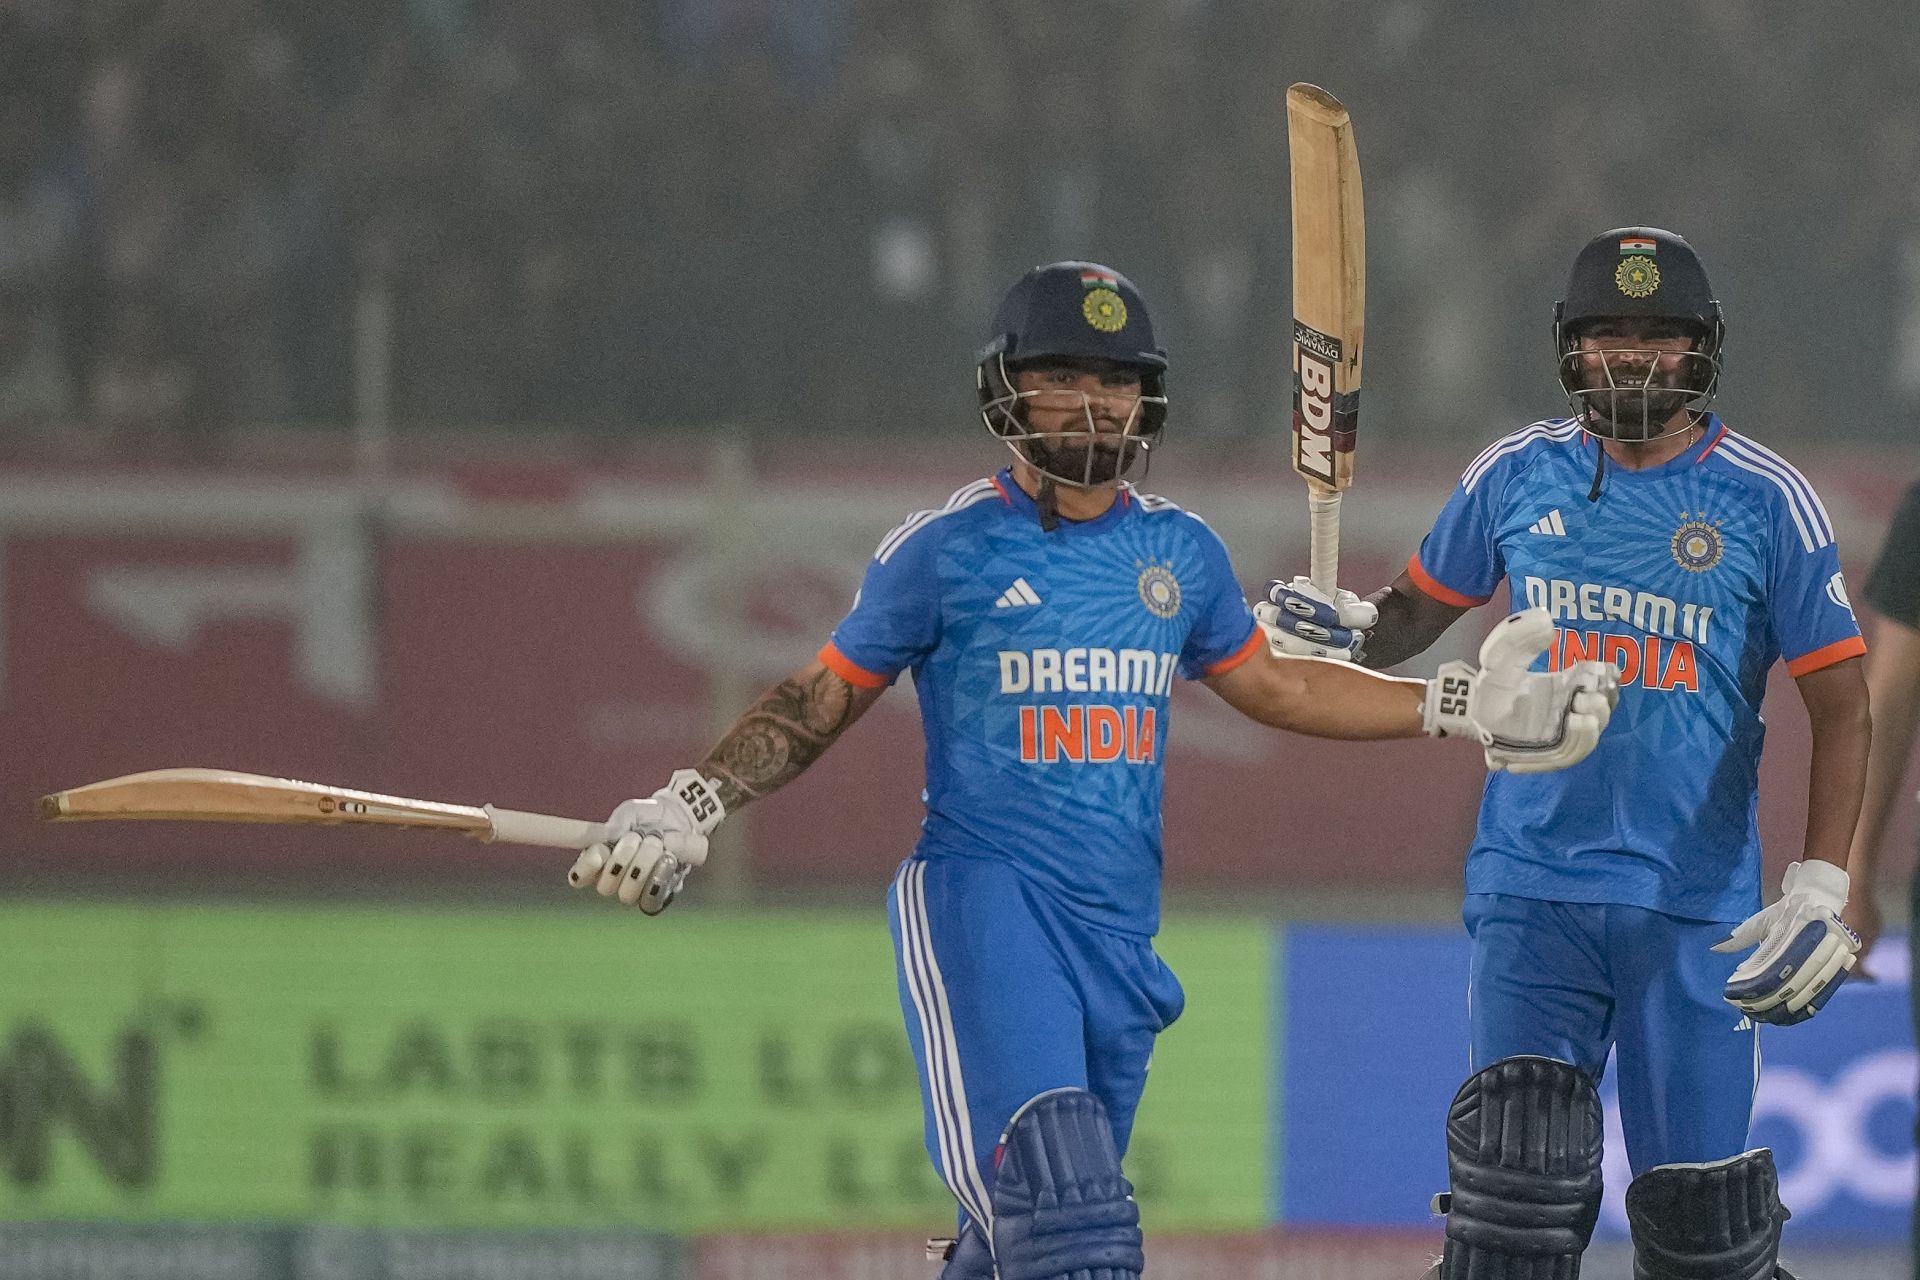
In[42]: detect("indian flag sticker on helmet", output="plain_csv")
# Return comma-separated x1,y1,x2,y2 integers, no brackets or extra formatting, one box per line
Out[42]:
1079,268,1120,289
1619,237,1658,256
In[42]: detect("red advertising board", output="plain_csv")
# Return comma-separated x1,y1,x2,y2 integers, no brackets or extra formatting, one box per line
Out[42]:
2,454,1909,899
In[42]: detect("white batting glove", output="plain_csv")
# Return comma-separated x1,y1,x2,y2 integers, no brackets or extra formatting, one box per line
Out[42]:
568,769,726,915
1254,575,1379,662
1714,859,1860,1025
1423,608,1619,773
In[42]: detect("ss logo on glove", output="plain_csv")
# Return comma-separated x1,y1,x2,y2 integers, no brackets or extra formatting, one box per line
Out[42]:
676,778,720,824
1436,675,1471,719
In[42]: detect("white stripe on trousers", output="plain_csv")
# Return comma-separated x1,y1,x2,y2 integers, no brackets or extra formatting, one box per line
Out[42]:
895,861,994,1228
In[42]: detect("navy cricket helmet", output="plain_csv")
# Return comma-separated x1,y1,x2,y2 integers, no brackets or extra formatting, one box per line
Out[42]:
1553,227,1724,442
976,261,1169,488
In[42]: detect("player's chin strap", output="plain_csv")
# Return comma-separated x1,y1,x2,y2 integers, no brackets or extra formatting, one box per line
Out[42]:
1037,477,1061,532
1584,409,1708,503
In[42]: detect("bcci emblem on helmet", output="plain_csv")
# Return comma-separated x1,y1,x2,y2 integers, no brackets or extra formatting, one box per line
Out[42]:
1671,517,1724,572
1082,287,1128,333
1616,255,1660,299
1138,563,1181,617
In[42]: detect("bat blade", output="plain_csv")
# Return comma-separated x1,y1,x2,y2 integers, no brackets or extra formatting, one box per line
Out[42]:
38,768,605,850
1287,82,1365,591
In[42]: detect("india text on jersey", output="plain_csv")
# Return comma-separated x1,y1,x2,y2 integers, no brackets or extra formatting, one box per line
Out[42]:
1523,576,1709,693
1018,705,1159,764
998,647,1178,764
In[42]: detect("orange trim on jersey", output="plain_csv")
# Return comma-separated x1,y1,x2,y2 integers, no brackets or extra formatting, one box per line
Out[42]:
817,643,890,689
990,475,1015,505
1785,634,1867,678
1204,625,1265,677
1407,554,1491,609
1697,423,1730,461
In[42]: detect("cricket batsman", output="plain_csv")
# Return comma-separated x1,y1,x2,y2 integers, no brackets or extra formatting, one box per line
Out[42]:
568,262,1617,1280
1262,228,1869,1278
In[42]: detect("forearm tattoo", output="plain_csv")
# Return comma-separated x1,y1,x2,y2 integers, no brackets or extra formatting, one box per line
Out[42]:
699,668,861,809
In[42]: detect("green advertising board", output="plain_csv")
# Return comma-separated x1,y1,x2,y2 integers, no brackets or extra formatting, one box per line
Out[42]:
0,902,1268,1231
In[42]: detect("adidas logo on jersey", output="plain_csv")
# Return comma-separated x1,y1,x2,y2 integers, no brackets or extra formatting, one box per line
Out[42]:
994,578,1042,609
1528,509,1568,536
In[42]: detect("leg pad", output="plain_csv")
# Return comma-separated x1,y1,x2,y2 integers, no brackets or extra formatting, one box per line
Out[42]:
1437,1055,1604,1279
1626,1149,1788,1280
990,1088,1143,1280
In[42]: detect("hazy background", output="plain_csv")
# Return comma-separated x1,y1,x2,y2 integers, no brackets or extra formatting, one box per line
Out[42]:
3,2,1918,1277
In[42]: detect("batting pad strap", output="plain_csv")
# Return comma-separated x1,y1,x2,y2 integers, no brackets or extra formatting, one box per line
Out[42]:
1440,1056,1603,1275
990,1088,1144,1280
1626,1150,1787,1280
934,1224,995,1280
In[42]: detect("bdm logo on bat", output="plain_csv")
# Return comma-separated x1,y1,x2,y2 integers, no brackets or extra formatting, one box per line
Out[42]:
1293,321,1342,486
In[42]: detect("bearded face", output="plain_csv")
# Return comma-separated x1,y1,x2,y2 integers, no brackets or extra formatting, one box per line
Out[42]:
987,358,1163,487
1023,429,1144,487
1559,321,1714,441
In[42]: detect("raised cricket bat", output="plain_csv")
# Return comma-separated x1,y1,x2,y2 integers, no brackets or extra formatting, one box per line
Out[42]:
38,768,609,850
1287,82,1365,595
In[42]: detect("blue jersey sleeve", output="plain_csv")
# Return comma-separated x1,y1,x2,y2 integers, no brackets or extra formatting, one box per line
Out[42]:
1766,485,1867,676
1411,468,1502,607
1176,517,1261,680
822,520,941,687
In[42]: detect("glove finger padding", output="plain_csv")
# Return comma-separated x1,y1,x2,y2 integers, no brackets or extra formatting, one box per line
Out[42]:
574,771,725,913
1721,917,1859,1023
599,831,647,896
616,834,667,906
1263,575,1379,630
1477,607,1557,672
1427,612,1619,774
1500,680,1615,774
1710,907,1775,955
1255,601,1363,659
1715,860,1859,1024
568,844,609,888
1478,662,1618,771
639,854,692,916
664,831,709,869
1498,694,1601,774
1256,577,1376,662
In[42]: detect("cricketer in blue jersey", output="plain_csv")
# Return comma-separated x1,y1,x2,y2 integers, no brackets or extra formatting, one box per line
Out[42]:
1265,228,1867,1280
565,262,1617,1280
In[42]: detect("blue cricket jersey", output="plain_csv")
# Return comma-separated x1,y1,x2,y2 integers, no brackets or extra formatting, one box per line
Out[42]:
822,469,1262,936
1412,415,1865,922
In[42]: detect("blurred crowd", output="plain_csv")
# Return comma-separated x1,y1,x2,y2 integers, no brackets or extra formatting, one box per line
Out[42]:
3,0,1919,455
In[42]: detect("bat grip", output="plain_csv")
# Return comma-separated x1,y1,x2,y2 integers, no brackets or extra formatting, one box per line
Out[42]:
483,806,609,850
1308,491,1342,595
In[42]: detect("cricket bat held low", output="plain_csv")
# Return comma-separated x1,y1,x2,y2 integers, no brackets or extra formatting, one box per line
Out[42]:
38,768,609,851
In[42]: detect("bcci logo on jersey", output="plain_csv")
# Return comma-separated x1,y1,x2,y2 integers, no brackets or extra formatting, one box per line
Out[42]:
1671,516,1725,572
1137,562,1181,618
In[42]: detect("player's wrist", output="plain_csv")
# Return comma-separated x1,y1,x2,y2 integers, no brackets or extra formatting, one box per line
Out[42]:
1421,661,1481,740
659,769,727,835
1783,858,1848,912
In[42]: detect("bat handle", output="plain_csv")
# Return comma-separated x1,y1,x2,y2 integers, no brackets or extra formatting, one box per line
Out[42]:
482,806,610,850
1308,490,1342,595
